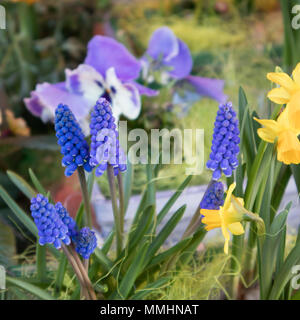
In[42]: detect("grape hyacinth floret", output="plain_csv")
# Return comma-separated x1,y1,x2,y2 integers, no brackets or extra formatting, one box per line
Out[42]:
200,181,224,210
74,227,97,259
206,102,240,180
55,202,78,241
89,98,127,177
30,194,70,249
55,104,93,177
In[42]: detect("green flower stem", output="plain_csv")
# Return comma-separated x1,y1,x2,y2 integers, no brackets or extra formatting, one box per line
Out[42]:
36,244,46,283
227,174,243,299
77,167,92,229
61,245,91,300
107,165,122,256
117,172,125,235
69,245,97,300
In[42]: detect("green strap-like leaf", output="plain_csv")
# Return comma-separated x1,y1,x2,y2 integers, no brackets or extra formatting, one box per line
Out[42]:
143,205,186,268
28,168,47,196
0,185,37,237
109,241,149,300
157,175,192,225
7,170,36,199
6,276,54,300
130,277,171,300
123,161,134,213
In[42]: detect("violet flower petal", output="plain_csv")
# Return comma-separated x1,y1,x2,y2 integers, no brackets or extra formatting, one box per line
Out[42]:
84,35,141,82
145,26,179,61
165,39,193,79
131,82,159,97
24,82,93,122
185,75,227,103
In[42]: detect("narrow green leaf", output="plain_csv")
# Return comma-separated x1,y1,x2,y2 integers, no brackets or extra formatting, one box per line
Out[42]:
177,226,207,267
268,236,300,299
94,248,114,273
102,230,115,255
145,164,156,208
28,168,47,196
0,185,37,236
144,205,186,267
54,254,67,298
144,237,192,272
110,241,149,299
127,205,155,252
36,244,46,283
6,276,54,300
260,203,291,299
0,219,16,267
157,175,192,225
7,170,36,199
130,277,170,300
123,161,133,213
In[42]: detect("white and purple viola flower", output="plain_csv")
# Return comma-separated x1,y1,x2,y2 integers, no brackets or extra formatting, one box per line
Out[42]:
24,35,157,129
141,26,227,105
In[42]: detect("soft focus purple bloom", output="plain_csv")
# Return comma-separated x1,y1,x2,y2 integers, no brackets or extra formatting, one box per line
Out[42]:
176,75,227,104
84,35,141,81
24,82,91,124
25,35,158,125
142,26,226,103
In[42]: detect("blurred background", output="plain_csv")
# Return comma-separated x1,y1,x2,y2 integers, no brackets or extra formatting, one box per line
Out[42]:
0,0,287,259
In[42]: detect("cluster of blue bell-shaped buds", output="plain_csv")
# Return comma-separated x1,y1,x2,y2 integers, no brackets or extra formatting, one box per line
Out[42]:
206,102,240,180
30,194,71,249
30,195,97,259
200,181,224,210
55,202,78,241
74,227,98,259
55,104,93,177
89,98,127,177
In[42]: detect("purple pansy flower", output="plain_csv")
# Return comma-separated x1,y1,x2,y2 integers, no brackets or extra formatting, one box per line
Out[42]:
141,26,227,104
24,35,157,128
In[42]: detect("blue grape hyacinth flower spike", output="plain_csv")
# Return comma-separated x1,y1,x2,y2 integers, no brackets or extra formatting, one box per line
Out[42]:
200,181,224,210
89,98,127,177
55,202,79,241
30,194,71,249
55,104,93,177
206,102,240,180
74,227,97,259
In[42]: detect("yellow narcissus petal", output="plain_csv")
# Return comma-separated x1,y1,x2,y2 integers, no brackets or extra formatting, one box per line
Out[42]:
292,63,300,84
254,117,280,143
267,72,295,92
277,130,300,165
267,87,290,104
223,183,236,211
221,223,230,255
228,222,244,235
286,91,300,130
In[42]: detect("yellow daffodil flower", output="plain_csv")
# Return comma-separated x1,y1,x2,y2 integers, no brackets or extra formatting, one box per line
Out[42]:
267,63,300,104
267,64,300,128
201,183,245,254
254,108,300,165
